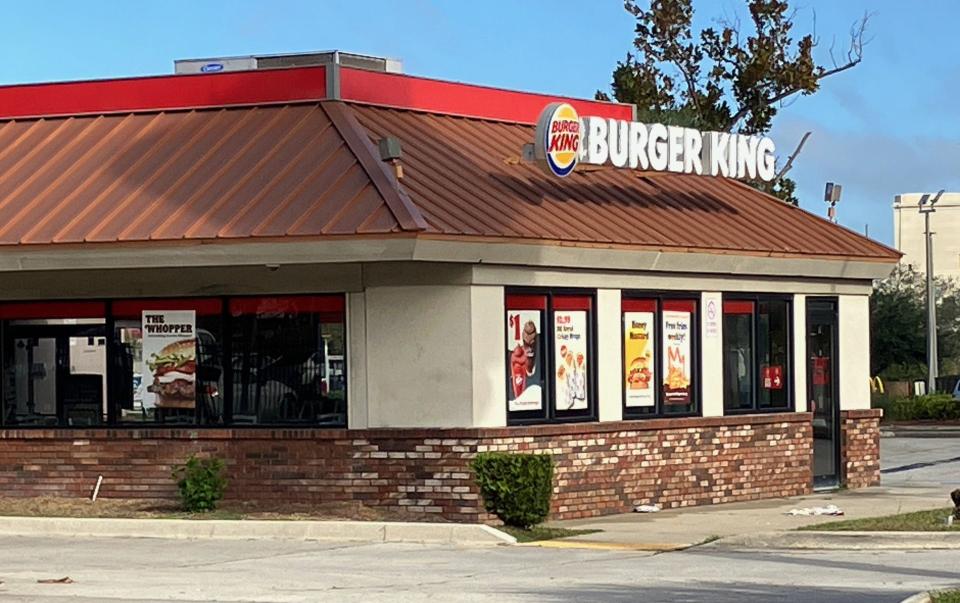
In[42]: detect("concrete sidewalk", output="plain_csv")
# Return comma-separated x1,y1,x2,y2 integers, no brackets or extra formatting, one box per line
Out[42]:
548,485,952,550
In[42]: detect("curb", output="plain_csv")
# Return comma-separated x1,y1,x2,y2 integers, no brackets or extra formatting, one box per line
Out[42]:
519,539,686,552
716,531,960,550
0,516,516,547
899,594,931,603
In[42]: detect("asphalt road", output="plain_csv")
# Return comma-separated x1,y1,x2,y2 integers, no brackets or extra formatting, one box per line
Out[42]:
881,435,960,488
0,535,957,603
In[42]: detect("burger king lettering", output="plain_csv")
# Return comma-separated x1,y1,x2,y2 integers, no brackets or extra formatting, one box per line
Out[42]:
534,104,776,181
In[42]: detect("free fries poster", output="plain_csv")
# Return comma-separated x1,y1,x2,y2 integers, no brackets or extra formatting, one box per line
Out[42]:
662,310,692,405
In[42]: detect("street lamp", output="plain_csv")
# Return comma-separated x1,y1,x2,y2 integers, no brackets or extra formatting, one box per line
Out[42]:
918,189,944,394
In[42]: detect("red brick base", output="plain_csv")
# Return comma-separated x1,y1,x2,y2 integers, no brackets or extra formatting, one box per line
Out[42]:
840,409,881,489
0,413,824,522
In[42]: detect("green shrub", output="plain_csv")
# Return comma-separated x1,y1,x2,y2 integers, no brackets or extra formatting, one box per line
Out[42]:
884,394,959,422
172,455,228,512
471,452,553,528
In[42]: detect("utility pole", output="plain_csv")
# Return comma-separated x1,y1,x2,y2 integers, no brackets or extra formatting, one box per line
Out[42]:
919,190,944,394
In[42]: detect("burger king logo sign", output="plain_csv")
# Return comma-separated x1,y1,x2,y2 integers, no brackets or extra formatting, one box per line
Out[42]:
534,102,580,177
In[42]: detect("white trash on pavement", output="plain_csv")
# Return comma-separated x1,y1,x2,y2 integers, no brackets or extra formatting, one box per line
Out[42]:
785,504,844,517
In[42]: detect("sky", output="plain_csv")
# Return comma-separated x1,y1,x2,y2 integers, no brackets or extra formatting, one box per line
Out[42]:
1,0,957,245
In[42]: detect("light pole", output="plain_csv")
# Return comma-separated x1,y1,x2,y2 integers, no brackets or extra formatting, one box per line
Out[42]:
919,190,944,394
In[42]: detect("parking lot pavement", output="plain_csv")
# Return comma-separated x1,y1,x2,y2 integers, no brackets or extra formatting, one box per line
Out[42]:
0,535,958,603
881,435,960,488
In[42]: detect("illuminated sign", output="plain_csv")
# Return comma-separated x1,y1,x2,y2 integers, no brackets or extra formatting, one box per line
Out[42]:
534,105,776,181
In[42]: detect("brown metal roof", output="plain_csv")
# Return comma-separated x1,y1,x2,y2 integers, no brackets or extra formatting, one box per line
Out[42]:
0,98,897,262
351,103,900,261
0,102,424,246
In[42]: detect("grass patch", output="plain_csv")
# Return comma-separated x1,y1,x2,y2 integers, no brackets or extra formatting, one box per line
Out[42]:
798,508,958,532
932,589,960,603
498,525,600,543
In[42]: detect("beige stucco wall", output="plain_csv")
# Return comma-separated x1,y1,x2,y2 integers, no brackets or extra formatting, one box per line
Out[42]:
700,292,724,417
470,285,507,427
839,294,872,411
597,289,623,422
793,295,808,413
363,284,474,428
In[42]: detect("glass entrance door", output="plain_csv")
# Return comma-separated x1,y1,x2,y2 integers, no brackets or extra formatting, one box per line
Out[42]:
807,299,840,489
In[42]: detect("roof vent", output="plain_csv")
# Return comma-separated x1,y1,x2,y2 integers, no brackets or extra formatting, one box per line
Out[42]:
174,50,403,75
379,137,403,179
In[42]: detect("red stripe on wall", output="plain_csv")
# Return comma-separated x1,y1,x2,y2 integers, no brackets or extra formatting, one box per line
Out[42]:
662,299,697,314
505,295,547,311
621,298,657,313
0,301,105,319
112,298,223,317
552,296,592,311
723,300,755,315
228,295,345,316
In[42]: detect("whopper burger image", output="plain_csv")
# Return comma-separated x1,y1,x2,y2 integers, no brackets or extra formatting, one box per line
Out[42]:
147,339,197,409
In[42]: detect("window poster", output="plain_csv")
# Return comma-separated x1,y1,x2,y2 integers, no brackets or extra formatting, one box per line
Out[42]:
553,310,588,411
662,310,692,405
141,310,197,410
506,310,544,411
624,311,655,407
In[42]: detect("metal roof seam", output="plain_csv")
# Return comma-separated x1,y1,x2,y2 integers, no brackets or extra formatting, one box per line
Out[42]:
323,101,428,232
359,108,548,237
16,113,141,243
84,109,241,242
0,116,114,241
216,110,335,237
144,105,297,241
177,105,321,240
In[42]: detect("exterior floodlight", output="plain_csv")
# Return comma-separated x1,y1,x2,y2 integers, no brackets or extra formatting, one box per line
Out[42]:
824,182,842,223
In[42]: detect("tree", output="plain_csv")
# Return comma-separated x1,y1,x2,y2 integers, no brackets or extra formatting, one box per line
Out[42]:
870,265,960,380
597,0,870,204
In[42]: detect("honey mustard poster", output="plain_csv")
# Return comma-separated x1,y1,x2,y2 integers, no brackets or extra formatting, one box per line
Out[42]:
624,311,655,407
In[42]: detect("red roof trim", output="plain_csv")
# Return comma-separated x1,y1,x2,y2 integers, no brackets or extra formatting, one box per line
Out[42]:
0,64,632,125
340,67,633,124
0,67,328,120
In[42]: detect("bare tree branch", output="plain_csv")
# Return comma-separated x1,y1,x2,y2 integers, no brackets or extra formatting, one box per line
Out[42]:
774,131,812,181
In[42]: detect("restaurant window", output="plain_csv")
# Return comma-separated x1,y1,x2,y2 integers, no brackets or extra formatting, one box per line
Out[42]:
722,297,792,413
1,302,107,427
622,295,700,418
112,299,224,425
229,296,346,426
506,291,596,425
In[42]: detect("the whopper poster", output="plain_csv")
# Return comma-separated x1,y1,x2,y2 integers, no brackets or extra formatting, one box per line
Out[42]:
141,310,197,410
662,310,692,405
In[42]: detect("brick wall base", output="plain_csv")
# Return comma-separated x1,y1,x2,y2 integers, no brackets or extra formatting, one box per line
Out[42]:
840,409,881,488
0,413,816,522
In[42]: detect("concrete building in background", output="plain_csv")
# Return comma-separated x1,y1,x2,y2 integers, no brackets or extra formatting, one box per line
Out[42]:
894,193,960,281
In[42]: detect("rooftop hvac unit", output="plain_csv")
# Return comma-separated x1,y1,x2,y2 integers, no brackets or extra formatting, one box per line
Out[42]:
174,51,403,75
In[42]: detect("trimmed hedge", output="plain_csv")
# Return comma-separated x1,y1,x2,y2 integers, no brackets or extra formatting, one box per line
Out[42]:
873,394,960,422
471,452,553,528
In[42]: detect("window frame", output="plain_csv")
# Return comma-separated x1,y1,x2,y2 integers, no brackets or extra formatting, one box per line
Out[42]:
505,288,598,426
721,293,794,415
0,294,348,429
621,291,702,420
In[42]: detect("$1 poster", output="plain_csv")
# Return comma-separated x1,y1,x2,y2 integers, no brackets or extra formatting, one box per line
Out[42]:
506,310,543,411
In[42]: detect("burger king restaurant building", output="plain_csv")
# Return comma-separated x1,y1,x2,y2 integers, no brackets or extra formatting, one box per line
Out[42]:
0,56,897,521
